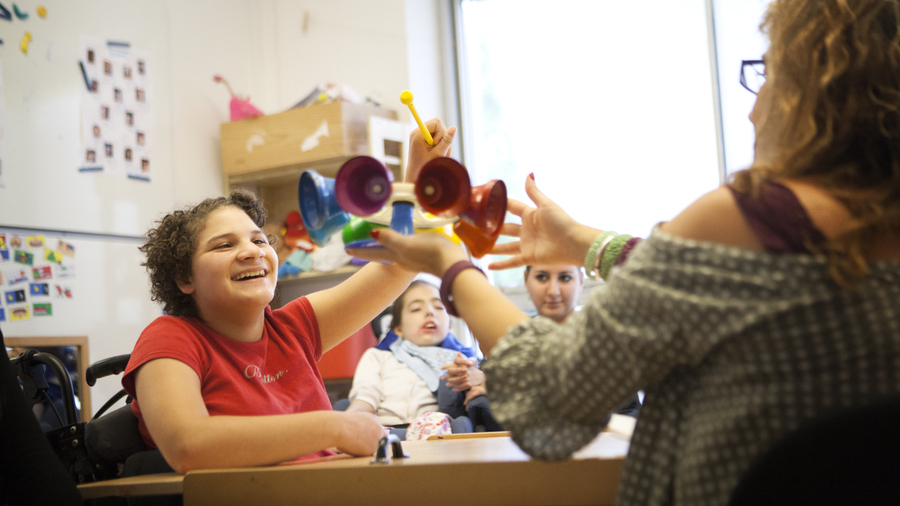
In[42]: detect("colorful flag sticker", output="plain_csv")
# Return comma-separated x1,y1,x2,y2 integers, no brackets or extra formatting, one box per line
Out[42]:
44,249,64,264
56,264,75,279
57,240,76,258
10,306,30,321
33,265,52,280
5,289,26,304
56,285,73,299
33,303,52,317
26,236,46,249
30,283,50,296
0,250,8,262
14,250,34,266
0,234,6,249
6,269,28,285
0,308,5,322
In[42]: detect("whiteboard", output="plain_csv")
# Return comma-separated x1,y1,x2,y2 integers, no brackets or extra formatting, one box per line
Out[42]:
0,1,180,236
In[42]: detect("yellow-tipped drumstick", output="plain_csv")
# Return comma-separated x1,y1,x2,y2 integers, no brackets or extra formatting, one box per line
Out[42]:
400,90,434,146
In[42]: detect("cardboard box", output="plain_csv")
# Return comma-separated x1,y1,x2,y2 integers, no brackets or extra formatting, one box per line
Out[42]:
220,101,398,178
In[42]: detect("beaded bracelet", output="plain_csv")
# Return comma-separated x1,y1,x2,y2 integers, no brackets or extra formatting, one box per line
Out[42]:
584,231,617,281
440,260,486,317
599,234,634,280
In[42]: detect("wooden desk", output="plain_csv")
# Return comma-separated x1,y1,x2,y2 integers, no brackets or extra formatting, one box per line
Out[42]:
79,433,629,505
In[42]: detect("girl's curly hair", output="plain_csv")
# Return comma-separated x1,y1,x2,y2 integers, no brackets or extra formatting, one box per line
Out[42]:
732,0,900,288
139,190,268,318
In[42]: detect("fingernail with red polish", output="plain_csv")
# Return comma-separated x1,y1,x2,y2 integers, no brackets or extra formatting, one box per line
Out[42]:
370,229,381,240
528,172,535,181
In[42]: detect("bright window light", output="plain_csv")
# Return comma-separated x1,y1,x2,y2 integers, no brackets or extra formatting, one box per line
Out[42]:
457,0,722,287
712,0,770,175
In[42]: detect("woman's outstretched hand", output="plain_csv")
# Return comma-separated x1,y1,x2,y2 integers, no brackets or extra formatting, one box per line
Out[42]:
346,229,469,278
488,174,601,270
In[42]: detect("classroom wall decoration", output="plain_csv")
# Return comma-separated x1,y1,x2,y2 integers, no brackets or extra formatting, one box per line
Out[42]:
0,61,7,188
0,231,77,322
79,36,154,182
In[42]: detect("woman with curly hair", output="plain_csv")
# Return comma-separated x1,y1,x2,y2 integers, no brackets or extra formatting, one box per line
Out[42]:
121,120,456,472
349,0,900,504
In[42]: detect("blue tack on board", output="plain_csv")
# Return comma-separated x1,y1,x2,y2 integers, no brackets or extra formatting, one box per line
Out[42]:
12,3,27,19
79,61,92,91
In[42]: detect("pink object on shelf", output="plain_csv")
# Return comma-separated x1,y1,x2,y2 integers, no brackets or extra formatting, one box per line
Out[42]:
214,74,264,121
229,97,264,121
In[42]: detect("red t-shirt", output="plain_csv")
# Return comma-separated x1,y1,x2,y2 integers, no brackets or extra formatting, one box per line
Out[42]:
122,297,334,459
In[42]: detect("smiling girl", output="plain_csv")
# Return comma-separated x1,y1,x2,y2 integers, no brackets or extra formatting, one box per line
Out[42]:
122,120,456,472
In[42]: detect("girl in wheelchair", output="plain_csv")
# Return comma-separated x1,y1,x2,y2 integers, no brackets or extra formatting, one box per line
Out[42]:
122,120,456,472
345,280,495,438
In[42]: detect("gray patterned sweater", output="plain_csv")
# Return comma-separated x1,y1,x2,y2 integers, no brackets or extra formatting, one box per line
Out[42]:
484,226,900,506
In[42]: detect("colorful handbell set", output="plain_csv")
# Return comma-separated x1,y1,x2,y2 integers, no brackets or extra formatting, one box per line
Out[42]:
297,156,507,258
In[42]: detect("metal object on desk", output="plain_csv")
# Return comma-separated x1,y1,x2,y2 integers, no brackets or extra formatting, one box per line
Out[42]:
371,434,408,464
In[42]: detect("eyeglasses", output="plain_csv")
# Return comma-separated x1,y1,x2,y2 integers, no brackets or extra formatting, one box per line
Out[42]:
740,60,766,95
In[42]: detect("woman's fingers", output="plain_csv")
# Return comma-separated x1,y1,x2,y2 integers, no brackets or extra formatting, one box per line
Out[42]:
490,240,520,255
488,256,526,271
498,222,522,238
344,244,394,263
345,230,402,263
524,173,553,207
506,198,531,218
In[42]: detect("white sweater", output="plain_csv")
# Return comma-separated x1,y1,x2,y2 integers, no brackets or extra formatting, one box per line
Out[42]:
348,347,439,426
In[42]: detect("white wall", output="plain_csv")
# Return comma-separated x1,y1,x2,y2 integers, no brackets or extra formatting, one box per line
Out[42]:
405,0,451,129
1,0,448,414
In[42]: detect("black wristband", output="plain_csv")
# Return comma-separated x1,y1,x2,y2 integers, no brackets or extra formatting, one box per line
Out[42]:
439,260,485,317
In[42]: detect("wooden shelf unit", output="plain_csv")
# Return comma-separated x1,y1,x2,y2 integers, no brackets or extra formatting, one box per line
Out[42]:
221,101,398,178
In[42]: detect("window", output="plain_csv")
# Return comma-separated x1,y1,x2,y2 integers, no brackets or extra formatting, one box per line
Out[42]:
455,0,722,288
711,0,770,175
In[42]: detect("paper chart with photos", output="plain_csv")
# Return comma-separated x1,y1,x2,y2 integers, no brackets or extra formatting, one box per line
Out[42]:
0,232,77,322
79,36,154,181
